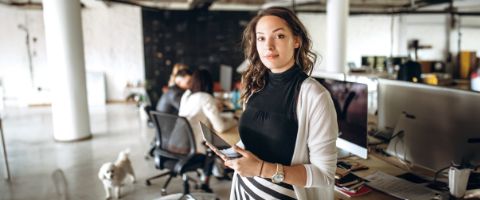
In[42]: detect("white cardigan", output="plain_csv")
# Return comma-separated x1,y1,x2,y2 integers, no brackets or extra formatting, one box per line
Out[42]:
179,90,237,153
231,77,338,200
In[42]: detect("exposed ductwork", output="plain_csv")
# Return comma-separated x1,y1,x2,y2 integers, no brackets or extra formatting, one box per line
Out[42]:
2,0,480,15
0,0,42,9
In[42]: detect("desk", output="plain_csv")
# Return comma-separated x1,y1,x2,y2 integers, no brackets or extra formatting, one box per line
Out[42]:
219,126,240,146
219,109,242,146
335,154,408,200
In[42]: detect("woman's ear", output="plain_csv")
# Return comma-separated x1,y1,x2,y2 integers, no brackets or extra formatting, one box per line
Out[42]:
294,37,301,48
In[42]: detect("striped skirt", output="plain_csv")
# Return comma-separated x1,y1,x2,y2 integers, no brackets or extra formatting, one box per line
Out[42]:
232,173,297,200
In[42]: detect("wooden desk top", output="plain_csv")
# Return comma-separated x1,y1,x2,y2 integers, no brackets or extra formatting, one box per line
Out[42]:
335,151,462,200
218,109,242,145
335,155,405,200
219,125,240,146
335,154,408,200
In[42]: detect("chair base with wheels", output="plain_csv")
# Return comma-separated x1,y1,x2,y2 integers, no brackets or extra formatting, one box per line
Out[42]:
146,112,216,198
145,154,204,195
154,174,218,200
145,170,173,195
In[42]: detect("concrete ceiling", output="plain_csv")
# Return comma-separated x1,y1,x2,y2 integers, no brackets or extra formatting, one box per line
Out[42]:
2,0,480,14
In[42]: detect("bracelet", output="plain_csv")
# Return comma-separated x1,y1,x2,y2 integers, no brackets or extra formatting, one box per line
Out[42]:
258,161,265,177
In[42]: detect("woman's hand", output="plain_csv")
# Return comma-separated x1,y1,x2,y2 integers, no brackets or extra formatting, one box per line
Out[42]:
225,145,263,177
204,142,229,161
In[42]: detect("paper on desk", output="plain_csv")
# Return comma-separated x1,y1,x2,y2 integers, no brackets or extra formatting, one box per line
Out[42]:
364,171,446,200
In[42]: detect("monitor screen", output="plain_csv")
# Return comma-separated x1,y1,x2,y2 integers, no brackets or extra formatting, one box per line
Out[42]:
378,79,480,170
361,56,375,68
316,78,369,159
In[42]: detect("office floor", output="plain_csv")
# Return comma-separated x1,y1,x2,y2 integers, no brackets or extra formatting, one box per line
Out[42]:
0,104,231,200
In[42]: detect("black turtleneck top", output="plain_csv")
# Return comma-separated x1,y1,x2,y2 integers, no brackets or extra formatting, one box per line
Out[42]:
239,65,308,166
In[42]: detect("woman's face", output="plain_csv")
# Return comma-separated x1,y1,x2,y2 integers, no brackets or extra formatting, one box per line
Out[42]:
255,15,299,73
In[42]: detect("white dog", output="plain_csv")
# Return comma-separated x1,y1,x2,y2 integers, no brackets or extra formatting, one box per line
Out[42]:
98,149,136,199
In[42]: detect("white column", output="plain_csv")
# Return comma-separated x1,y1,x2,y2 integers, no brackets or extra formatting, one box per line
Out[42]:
43,0,91,141
392,15,401,56
326,0,349,73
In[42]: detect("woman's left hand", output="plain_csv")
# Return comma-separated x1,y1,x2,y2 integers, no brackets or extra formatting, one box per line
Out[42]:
225,145,263,177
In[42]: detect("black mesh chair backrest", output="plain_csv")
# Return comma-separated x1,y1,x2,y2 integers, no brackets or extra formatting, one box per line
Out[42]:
145,83,162,109
150,111,196,157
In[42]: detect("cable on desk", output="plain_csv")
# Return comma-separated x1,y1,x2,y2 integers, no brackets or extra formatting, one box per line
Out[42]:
433,165,450,184
391,129,413,170
390,130,404,140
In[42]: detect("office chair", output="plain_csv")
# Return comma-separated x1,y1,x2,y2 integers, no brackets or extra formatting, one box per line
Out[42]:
145,111,216,199
143,87,162,159
143,82,167,127
143,106,156,160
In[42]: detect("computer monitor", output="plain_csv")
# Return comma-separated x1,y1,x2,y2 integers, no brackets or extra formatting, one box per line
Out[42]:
220,64,233,91
378,79,480,170
316,77,369,159
375,56,387,72
361,56,375,69
361,56,387,70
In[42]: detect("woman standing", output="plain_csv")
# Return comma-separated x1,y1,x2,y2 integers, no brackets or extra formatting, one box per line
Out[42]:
210,7,338,199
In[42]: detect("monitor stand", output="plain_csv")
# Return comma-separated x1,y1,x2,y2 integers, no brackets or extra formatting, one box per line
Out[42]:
337,148,355,159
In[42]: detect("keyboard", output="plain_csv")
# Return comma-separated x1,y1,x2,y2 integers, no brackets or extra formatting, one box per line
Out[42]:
371,130,393,141
364,171,447,200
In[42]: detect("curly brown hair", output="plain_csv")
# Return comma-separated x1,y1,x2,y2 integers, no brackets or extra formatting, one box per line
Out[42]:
241,7,317,102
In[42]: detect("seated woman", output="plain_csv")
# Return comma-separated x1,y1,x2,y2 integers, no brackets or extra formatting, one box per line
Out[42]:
156,69,193,115
179,69,237,153
179,69,237,192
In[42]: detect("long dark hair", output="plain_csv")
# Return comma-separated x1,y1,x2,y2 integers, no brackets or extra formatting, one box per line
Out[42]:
189,69,214,95
241,7,317,102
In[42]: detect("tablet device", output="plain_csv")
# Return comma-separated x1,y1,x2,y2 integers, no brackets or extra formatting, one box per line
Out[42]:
199,122,242,159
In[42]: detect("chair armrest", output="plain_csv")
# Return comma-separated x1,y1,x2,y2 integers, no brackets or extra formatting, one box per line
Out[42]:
173,154,197,174
154,149,187,160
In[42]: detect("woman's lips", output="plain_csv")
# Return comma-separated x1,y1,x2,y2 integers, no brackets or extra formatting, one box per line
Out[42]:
264,54,278,60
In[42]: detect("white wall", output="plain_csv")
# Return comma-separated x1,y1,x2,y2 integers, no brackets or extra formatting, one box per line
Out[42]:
0,6,45,106
0,3,144,107
347,16,395,66
456,16,480,57
82,4,144,101
389,14,480,60
298,13,327,72
399,14,448,60
300,13,480,73
300,14,397,73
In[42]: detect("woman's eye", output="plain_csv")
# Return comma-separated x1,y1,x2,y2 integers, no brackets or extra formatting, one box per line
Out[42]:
257,37,264,41
276,34,285,39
